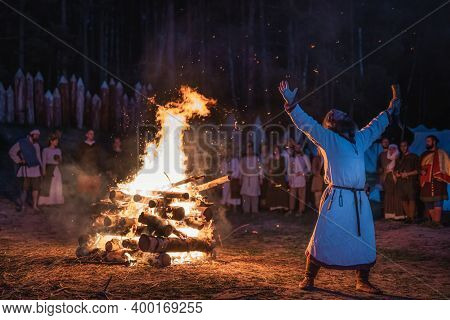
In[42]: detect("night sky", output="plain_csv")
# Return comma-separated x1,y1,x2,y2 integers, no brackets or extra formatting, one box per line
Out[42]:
0,0,449,132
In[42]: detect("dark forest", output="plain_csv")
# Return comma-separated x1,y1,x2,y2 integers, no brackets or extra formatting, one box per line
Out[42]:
0,0,449,129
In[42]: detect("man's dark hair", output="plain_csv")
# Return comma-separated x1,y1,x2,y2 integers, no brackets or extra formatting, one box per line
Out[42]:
426,135,439,144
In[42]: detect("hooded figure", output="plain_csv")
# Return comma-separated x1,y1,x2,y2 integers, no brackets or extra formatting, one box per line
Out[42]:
279,80,400,293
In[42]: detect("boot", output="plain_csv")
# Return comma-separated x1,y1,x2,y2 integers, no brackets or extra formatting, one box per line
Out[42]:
299,257,320,291
355,270,382,294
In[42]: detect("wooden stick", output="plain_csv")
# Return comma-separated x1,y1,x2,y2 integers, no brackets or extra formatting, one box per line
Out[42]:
196,175,230,192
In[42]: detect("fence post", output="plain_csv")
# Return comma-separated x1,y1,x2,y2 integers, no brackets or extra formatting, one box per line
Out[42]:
85,90,92,128
76,78,85,129
53,88,62,127
6,86,14,123
44,90,53,128
91,94,101,131
59,75,69,127
34,72,44,125
25,72,35,125
69,74,77,126
14,68,25,124
100,81,109,131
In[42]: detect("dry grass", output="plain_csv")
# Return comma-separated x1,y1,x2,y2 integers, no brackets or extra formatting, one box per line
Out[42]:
0,198,449,300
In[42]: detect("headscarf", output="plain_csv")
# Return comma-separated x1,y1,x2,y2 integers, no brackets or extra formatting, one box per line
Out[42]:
386,144,399,172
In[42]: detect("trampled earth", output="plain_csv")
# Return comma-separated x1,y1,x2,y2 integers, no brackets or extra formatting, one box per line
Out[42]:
0,198,449,300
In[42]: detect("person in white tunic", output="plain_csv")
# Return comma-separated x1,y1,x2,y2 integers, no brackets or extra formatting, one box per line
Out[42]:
287,145,311,216
220,152,241,211
39,134,64,206
279,80,400,293
240,144,262,215
9,129,43,213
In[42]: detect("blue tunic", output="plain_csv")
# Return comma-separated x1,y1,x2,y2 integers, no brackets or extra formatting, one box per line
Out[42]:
288,105,389,268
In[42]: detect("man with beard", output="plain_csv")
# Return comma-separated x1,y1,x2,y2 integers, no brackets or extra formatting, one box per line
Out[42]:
278,80,400,293
419,135,449,225
395,141,420,222
9,129,43,213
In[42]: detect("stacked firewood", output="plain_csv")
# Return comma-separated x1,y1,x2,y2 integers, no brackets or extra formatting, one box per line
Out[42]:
75,175,227,267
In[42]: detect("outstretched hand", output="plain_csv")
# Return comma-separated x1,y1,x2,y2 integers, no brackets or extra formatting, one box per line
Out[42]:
388,84,401,115
278,80,298,105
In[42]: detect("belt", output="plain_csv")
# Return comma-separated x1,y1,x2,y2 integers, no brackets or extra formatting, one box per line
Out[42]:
329,185,364,237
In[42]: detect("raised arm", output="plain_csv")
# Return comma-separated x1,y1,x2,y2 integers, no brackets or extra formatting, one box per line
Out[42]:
279,81,334,149
356,93,400,151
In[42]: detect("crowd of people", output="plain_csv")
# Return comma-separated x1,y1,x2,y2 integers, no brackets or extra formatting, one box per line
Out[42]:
8,128,130,213
220,138,324,218
377,135,449,225
7,126,449,226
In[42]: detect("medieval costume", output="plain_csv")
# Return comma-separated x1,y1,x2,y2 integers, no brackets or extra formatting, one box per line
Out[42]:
39,147,64,205
420,148,449,223
76,139,102,202
287,151,311,215
240,153,262,214
383,145,403,219
395,150,419,220
220,157,241,207
9,129,43,212
265,149,289,212
279,79,398,293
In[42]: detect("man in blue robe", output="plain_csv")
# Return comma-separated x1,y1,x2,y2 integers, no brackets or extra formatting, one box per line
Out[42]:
279,81,400,293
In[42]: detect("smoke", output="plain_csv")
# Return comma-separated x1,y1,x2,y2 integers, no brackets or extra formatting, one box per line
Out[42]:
213,206,232,241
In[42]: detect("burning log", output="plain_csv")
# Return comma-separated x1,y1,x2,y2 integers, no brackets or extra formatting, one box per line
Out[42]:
149,253,172,267
171,175,205,188
103,216,137,228
89,201,124,215
198,206,214,221
76,246,101,258
109,190,132,202
156,191,190,200
122,239,139,250
138,212,175,237
184,217,205,230
156,206,185,221
105,238,122,252
139,234,214,253
196,175,230,192
105,249,135,264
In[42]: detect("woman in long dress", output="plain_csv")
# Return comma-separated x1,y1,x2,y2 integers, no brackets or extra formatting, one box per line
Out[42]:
383,144,402,219
39,134,64,205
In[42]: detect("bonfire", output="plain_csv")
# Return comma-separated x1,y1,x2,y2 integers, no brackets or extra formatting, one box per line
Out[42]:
76,86,228,267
